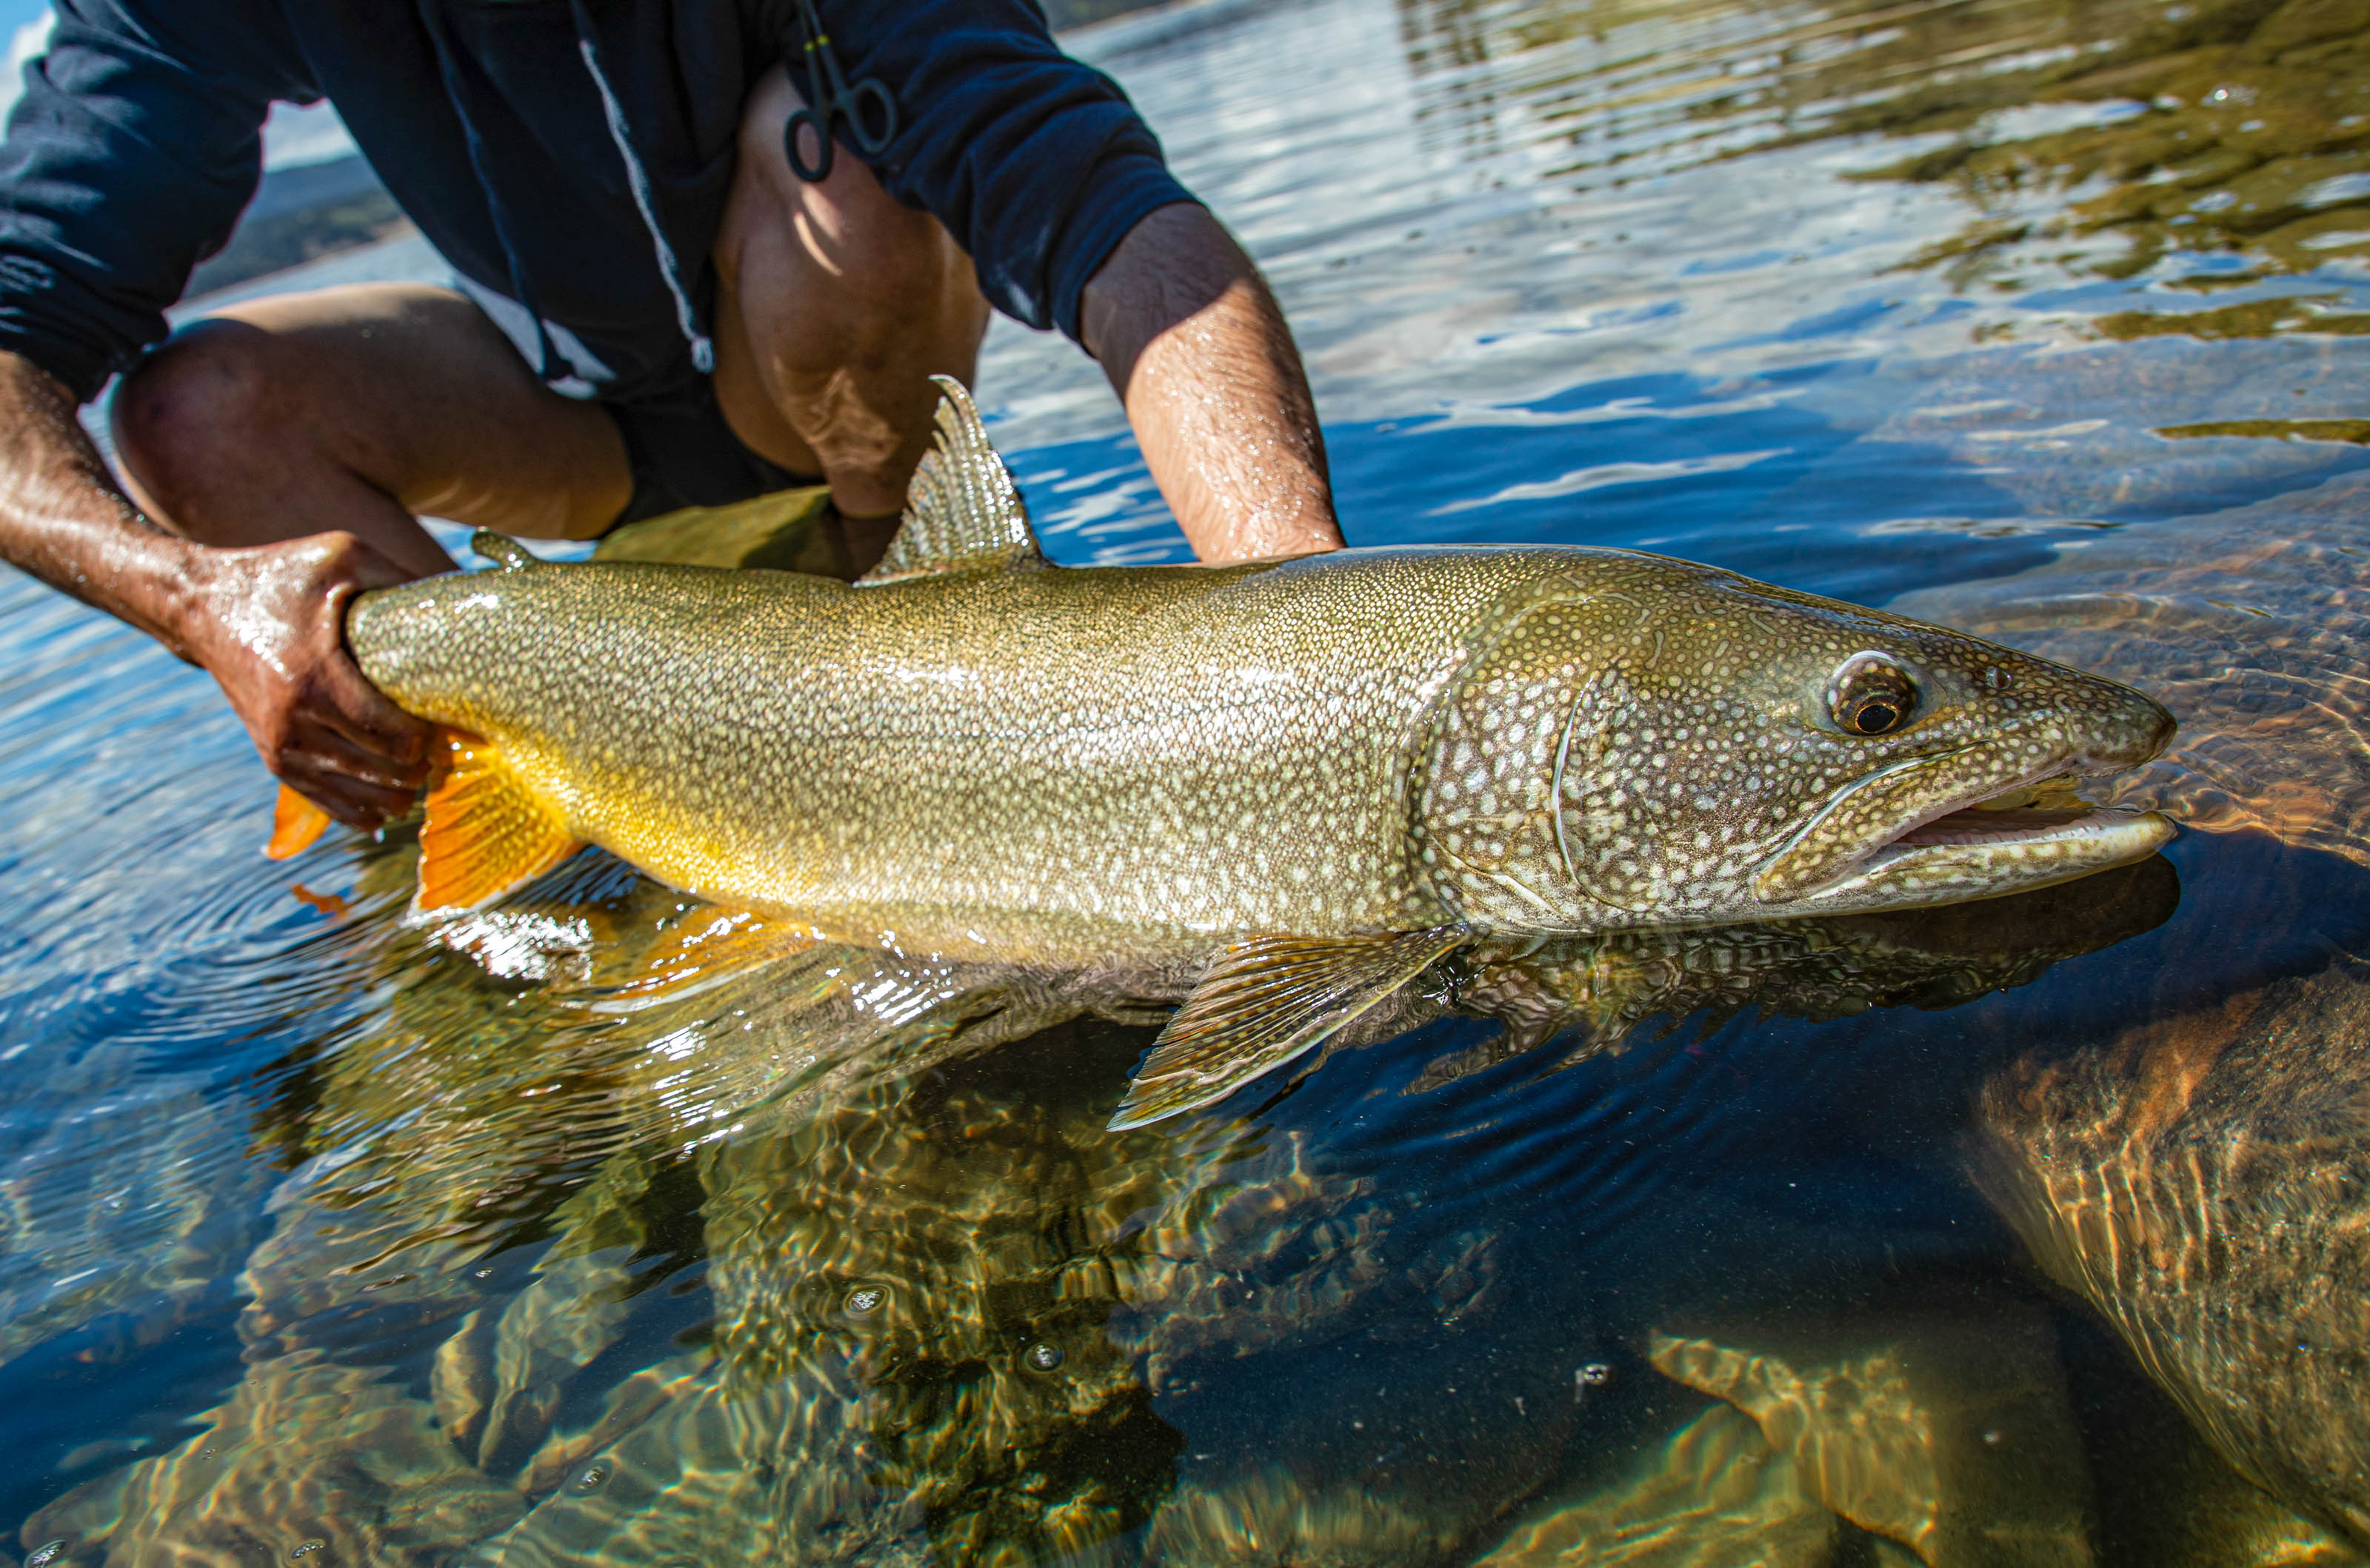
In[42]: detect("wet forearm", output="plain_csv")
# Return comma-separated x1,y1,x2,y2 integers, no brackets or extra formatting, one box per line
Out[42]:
0,350,205,658
1079,203,1342,561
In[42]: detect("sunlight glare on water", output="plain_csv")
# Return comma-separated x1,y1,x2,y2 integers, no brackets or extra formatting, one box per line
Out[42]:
4,0,2370,1562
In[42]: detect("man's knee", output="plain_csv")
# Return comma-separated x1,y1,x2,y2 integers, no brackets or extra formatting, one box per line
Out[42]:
722,65,960,310
113,320,296,504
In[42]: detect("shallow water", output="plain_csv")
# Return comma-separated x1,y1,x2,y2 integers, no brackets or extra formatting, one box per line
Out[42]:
5,0,2370,1561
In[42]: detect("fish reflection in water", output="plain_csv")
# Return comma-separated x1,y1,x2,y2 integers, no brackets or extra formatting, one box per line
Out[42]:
1409,856,2177,1091
23,847,2174,1567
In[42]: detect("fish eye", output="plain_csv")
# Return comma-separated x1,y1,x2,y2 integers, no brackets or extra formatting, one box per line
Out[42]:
1827,653,1919,737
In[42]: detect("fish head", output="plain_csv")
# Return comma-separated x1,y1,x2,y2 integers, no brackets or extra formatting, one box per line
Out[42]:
1415,553,2177,933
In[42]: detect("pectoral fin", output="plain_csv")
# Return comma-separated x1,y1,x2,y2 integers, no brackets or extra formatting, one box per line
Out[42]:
265,785,333,860
413,730,583,918
1109,929,1465,1131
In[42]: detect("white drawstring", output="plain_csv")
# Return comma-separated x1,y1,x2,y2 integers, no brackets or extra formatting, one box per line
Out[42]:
570,0,717,375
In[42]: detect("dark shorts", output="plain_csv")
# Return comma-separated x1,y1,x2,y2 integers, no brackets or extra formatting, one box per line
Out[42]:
603,395,820,530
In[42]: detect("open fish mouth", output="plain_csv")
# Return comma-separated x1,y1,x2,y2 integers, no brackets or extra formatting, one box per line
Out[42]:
1798,775,2174,910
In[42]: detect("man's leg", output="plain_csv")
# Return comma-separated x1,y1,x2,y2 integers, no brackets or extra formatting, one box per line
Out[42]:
710,64,994,532
111,283,633,579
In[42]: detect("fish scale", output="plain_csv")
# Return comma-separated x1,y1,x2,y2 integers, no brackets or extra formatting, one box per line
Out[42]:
360,546,1591,961
314,378,2178,1127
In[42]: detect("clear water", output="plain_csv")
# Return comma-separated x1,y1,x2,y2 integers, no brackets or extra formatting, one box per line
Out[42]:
5,0,2370,1561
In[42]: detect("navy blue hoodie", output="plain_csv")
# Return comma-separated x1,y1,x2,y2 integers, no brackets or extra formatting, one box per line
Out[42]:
0,0,1193,407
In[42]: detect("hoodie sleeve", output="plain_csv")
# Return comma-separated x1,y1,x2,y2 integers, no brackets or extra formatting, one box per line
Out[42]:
816,0,1197,343
0,0,300,401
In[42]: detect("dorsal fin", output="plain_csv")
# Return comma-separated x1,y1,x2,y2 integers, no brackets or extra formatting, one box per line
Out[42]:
857,376,1046,584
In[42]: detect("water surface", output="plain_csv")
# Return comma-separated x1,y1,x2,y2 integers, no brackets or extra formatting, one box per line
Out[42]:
5,0,2369,1561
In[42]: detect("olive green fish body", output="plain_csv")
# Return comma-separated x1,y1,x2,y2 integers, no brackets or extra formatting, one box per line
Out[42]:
336,381,2178,1127
355,547,1589,964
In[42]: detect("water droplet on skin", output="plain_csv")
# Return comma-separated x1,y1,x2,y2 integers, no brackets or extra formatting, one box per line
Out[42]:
570,1463,609,1495
27,1543,67,1568
1025,1341,1064,1372
289,1542,325,1562
844,1286,886,1316
474,1268,493,1279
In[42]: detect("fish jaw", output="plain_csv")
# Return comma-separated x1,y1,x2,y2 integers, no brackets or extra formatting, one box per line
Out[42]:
1747,690,2177,913
1764,803,2175,916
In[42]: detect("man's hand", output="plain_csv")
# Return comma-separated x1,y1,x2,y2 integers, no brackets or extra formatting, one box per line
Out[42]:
181,533,433,830
1080,203,1343,562
0,353,436,835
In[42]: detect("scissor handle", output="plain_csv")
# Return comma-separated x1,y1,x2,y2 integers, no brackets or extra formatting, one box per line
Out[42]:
842,76,897,155
784,103,835,182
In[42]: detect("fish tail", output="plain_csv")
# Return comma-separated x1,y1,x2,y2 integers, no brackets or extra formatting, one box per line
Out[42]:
412,728,584,917
264,785,333,860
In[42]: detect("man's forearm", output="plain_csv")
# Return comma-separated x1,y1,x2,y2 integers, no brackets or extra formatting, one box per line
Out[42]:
0,350,206,656
1078,203,1343,561
0,347,432,826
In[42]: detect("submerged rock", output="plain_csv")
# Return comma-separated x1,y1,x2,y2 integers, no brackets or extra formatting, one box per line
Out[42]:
21,1354,527,1567
1972,953,2370,1549
1646,1298,2095,1567
1475,1404,1839,1567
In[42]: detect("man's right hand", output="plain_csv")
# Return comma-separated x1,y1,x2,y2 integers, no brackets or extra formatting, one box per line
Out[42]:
181,532,435,830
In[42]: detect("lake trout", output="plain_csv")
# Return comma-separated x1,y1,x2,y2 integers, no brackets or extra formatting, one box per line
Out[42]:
271,379,2176,1127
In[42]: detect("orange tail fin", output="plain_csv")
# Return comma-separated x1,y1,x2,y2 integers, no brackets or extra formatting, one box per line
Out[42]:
265,785,333,860
414,729,584,916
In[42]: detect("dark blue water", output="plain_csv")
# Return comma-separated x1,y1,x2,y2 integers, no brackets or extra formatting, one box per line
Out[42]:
5,0,2370,1561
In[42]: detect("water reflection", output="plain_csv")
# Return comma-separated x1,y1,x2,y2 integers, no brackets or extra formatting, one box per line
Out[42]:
1395,0,2370,288
19,845,2176,1565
